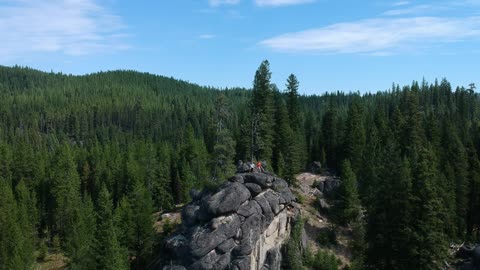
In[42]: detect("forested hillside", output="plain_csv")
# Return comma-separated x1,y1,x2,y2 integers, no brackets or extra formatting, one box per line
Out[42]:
0,62,479,270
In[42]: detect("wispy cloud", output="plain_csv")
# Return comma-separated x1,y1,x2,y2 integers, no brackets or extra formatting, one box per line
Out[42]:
383,4,435,16
393,1,410,6
255,0,315,6
384,0,480,16
208,0,314,7
0,0,128,61
199,34,216,39
209,0,241,7
260,17,480,55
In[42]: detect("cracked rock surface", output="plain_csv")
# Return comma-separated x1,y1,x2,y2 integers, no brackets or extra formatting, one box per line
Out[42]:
164,172,297,270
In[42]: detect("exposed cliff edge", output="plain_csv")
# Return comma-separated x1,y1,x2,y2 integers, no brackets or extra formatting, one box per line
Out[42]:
163,172,297,270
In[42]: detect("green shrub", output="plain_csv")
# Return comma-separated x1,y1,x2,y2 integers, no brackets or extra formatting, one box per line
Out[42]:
317,227,337,247
162,218,177,235
312,250,339,270
303,245,314,267
294,191,306,204
38,239,48,261
286,217,305,270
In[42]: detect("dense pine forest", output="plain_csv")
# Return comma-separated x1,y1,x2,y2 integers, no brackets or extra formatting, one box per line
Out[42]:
0,61,480,270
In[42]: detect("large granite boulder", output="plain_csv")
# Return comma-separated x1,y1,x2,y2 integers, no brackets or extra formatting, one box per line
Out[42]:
456,244,480,270
206,182,250,216
313,177,340,195
164,173,297,270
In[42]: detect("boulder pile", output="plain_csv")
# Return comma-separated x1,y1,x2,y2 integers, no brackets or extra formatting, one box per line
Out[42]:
164,172,297,270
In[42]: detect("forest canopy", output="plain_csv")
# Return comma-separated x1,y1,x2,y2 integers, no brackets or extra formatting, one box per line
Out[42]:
0,63,479,270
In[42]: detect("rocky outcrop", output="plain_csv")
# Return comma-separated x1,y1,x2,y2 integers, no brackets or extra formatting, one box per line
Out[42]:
312,177,340,195
456,245,480,270
164,172,297,270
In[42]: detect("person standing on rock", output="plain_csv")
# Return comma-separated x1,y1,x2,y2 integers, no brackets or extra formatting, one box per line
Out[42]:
249,162,255,172
256,161,263,172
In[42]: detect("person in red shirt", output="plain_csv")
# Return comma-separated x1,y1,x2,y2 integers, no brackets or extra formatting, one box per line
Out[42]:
256,161,263,172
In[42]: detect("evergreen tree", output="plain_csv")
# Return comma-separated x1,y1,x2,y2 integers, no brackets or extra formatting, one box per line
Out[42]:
153,143,174,212
0,142,12,184
334,160,361,225
250,60,275,163
399,87,423,158
179,124,209,196
442,123,469,237
359,119,382,208
286,217,305,270
14,181,36,269
51,144,82,242
128,180,154,269
272,92,297,183
65,196,97,270
95,185,128,270
466,143,480,240
312,250,339,270
350,218,366,270
212,93,235,182
410,147,447,270
285,74,305,177
322,107,339,169
115,197,134,254
365,141,413,270
286,74,300,130
0,180,34,270
344,99,366,174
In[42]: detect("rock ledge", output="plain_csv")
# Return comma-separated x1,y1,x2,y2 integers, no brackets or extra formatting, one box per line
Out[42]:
164,172,297,270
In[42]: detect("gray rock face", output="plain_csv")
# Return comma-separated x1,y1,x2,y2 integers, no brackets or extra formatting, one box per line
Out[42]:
207,182,251,216
475,246,480,268
308,161,322,174
261,248,282,270
245,183,262,196
456,244,480,270
318,198,331,212
164,173,297,270
313,177,340,195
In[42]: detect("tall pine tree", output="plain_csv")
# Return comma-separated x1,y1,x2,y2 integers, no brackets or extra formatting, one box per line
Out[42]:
365,141,413,270
65,196,96,270
212,93,235,182
250,60,275,164
334,160,361,225
410,147,447,270
286,74,300,130
344,99,366,174
95,185,128,270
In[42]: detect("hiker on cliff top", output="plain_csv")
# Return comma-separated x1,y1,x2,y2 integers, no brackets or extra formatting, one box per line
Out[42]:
256,161,263,172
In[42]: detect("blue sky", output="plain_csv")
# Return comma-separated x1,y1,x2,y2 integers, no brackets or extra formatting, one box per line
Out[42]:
1,0,480,94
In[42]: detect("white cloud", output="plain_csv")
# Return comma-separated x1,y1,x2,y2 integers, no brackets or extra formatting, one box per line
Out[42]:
393,1,410,6
260,17,480,55
255,0,315,6
0,0,128,61
208,0,314,7
209,0,241,7
199,34,216,39
383,4,434,16
384,1,480,16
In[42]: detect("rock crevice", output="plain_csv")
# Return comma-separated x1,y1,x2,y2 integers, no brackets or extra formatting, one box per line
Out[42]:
164,172,296,270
